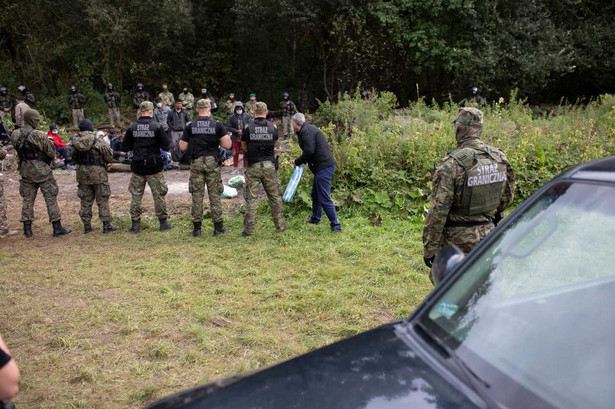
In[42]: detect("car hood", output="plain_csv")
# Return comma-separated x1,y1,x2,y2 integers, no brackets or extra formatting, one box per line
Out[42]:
146,323,480,409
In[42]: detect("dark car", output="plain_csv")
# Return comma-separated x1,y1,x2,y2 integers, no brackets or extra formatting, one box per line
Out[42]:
147,156,615,409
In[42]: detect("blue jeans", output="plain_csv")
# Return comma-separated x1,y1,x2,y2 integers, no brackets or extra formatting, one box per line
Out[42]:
310,164,341,228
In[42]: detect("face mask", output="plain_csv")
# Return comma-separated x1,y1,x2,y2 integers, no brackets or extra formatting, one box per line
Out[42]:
236,110,243,115
183,89,188,94
52,130,58,134
156,103,163,108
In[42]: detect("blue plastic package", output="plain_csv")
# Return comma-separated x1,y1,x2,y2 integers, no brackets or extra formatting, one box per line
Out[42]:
283,165,304,202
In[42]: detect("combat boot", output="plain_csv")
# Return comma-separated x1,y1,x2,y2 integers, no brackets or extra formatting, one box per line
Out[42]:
52,220,72,237
159,218,174,231
23,221,33,238
83,221,93,234
129,219,140,234
192,221,202,237
213,221,228,236
102,221,117,234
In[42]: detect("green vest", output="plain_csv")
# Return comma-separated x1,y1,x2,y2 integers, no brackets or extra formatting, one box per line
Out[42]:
449,146,507,216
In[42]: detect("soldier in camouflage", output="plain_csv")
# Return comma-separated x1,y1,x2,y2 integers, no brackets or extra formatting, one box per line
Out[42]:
104,83,121,127
158,84,175,107
0,146,10,236
68,85,87,128
179,99,231,237
122,101,173,233
133,83,150,118
71,118,116,234
241,102,286,236
177,86,194,118
224,93,236,116
422,107,515,283
10,109,71,237
245,93,258,116
0,87,13,121
280,92,297,139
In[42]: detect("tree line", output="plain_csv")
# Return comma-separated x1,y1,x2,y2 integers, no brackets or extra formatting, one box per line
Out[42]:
1,0,613,107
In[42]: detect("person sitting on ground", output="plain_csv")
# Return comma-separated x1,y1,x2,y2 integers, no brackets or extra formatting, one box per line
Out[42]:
47,124,71,161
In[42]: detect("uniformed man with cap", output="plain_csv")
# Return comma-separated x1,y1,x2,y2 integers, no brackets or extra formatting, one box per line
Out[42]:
158,84,175,107
67,85,87,128
0,87,13,121
133,83,150,118
280,92,297,139
177,86,194,118
10,109,71,237
71,118,116,234
179,99,231,237
245,93,258,116
422,107,515,283
104,83,121,127
122,101,173,233
241,102,286,236
224,93,236,116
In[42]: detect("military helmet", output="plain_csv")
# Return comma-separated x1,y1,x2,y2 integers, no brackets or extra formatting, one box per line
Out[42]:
453,107,483,126
283,92,290,99
70,85,77,92
0,87,6,94
136,82,143,89
17,85,26,93
472,86,479,94
107,83,114,89
201,88,207,94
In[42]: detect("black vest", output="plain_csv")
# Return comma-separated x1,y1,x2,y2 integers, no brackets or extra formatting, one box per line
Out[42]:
73,147,105,167
130,119,164,175
246,120,276,165
17,129,51,165
189,117,220,159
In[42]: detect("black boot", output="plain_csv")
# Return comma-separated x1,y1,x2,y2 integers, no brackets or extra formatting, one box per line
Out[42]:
52,220,72,237
103,221,116,234
83,221,93,234
129,219,140,234
192,221,202,237
23,221,33,238
213,221,228,236
159,218,174,231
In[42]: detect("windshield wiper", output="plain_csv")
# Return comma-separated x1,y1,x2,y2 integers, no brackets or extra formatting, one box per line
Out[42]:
414,322,502,409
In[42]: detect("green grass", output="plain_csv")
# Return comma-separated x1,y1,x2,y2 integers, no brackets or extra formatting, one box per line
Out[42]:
0,213,432,408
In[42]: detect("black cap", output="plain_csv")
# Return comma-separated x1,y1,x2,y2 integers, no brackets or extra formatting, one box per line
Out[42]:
78,118,94,132
49,124,57,131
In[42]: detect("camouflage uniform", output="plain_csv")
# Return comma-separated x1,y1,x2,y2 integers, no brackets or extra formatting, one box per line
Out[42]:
133,90,150,118
104,90,121,126
10,112,62,223
129,172,169,219
68,92,87,128
280,99,297,138
224,95,235,116
423,108,515,275
72,131,114,224
189,156,223,223
0,94,13,120
245,98,258,116
178,91,194,118
0,148,8,235
158,90,175,107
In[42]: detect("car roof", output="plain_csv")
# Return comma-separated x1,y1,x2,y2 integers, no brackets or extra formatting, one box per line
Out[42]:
559,155,615,182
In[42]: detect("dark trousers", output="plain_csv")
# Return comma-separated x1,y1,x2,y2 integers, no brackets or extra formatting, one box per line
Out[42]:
310,164,340,228
56,147,71,162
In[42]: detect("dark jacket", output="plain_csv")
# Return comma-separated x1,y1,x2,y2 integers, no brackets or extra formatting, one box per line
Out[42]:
227,112,252,141
294,122,335,174
122,117,170,175
167,108,190,132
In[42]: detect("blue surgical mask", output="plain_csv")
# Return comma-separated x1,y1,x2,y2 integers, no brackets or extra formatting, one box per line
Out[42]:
52,130,58,134
156,103,163,108
236,110,243,115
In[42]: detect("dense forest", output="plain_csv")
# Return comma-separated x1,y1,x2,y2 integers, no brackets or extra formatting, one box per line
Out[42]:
1,0,614,106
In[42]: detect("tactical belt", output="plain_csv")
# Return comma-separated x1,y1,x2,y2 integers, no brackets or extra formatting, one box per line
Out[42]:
445,220,493,228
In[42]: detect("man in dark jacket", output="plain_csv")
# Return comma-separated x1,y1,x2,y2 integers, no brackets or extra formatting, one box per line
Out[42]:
122,101,173,233
167,99,190,162
226,101,252,168
291,113,341,232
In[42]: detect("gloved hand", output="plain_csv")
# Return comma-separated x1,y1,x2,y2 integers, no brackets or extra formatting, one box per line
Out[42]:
494,211,504,226
424,256,434,268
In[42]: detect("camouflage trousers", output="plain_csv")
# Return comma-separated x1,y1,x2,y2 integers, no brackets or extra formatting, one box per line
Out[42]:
0,182,7,235
108,107,121,127
189,156,223,223
77,183,112,223
282,116,293,138
72,108,84,128
128,172,168,220
243,161,286,235
19,175,62,223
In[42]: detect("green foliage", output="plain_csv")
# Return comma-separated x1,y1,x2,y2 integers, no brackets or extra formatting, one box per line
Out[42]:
280,91,615,220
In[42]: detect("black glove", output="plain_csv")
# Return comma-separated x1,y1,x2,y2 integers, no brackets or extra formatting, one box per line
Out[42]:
424,256,434,268
494,211,504,226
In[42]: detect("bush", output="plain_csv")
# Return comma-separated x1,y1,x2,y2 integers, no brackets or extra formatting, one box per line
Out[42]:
279,91,615,222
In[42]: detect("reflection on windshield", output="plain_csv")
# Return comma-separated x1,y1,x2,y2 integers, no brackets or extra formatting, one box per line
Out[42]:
426,182,615,409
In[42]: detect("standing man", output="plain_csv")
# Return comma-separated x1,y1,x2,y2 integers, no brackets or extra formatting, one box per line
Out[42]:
104,83,121,127
224,93,236,116
422,107,514,282
71,118,116,234
227,101,251,168
133,83,150,118
121,101,173,233
14,95,29,129
67,85,87,128
0,146,10,237
469,87,484,106
152,97,171,134
10,109,71,237
280,92,297,139
158,83,175,107
241,102,285,236
177,86,194,118
179,99,231,237
291,113,341,233
245,93,258,116
167,99,190,163
0,87,13,121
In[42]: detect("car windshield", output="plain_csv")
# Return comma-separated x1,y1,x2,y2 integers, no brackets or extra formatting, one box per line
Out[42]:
422,181,615,409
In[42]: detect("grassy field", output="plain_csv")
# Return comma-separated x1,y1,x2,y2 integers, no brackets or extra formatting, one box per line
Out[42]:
0,211,431,408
